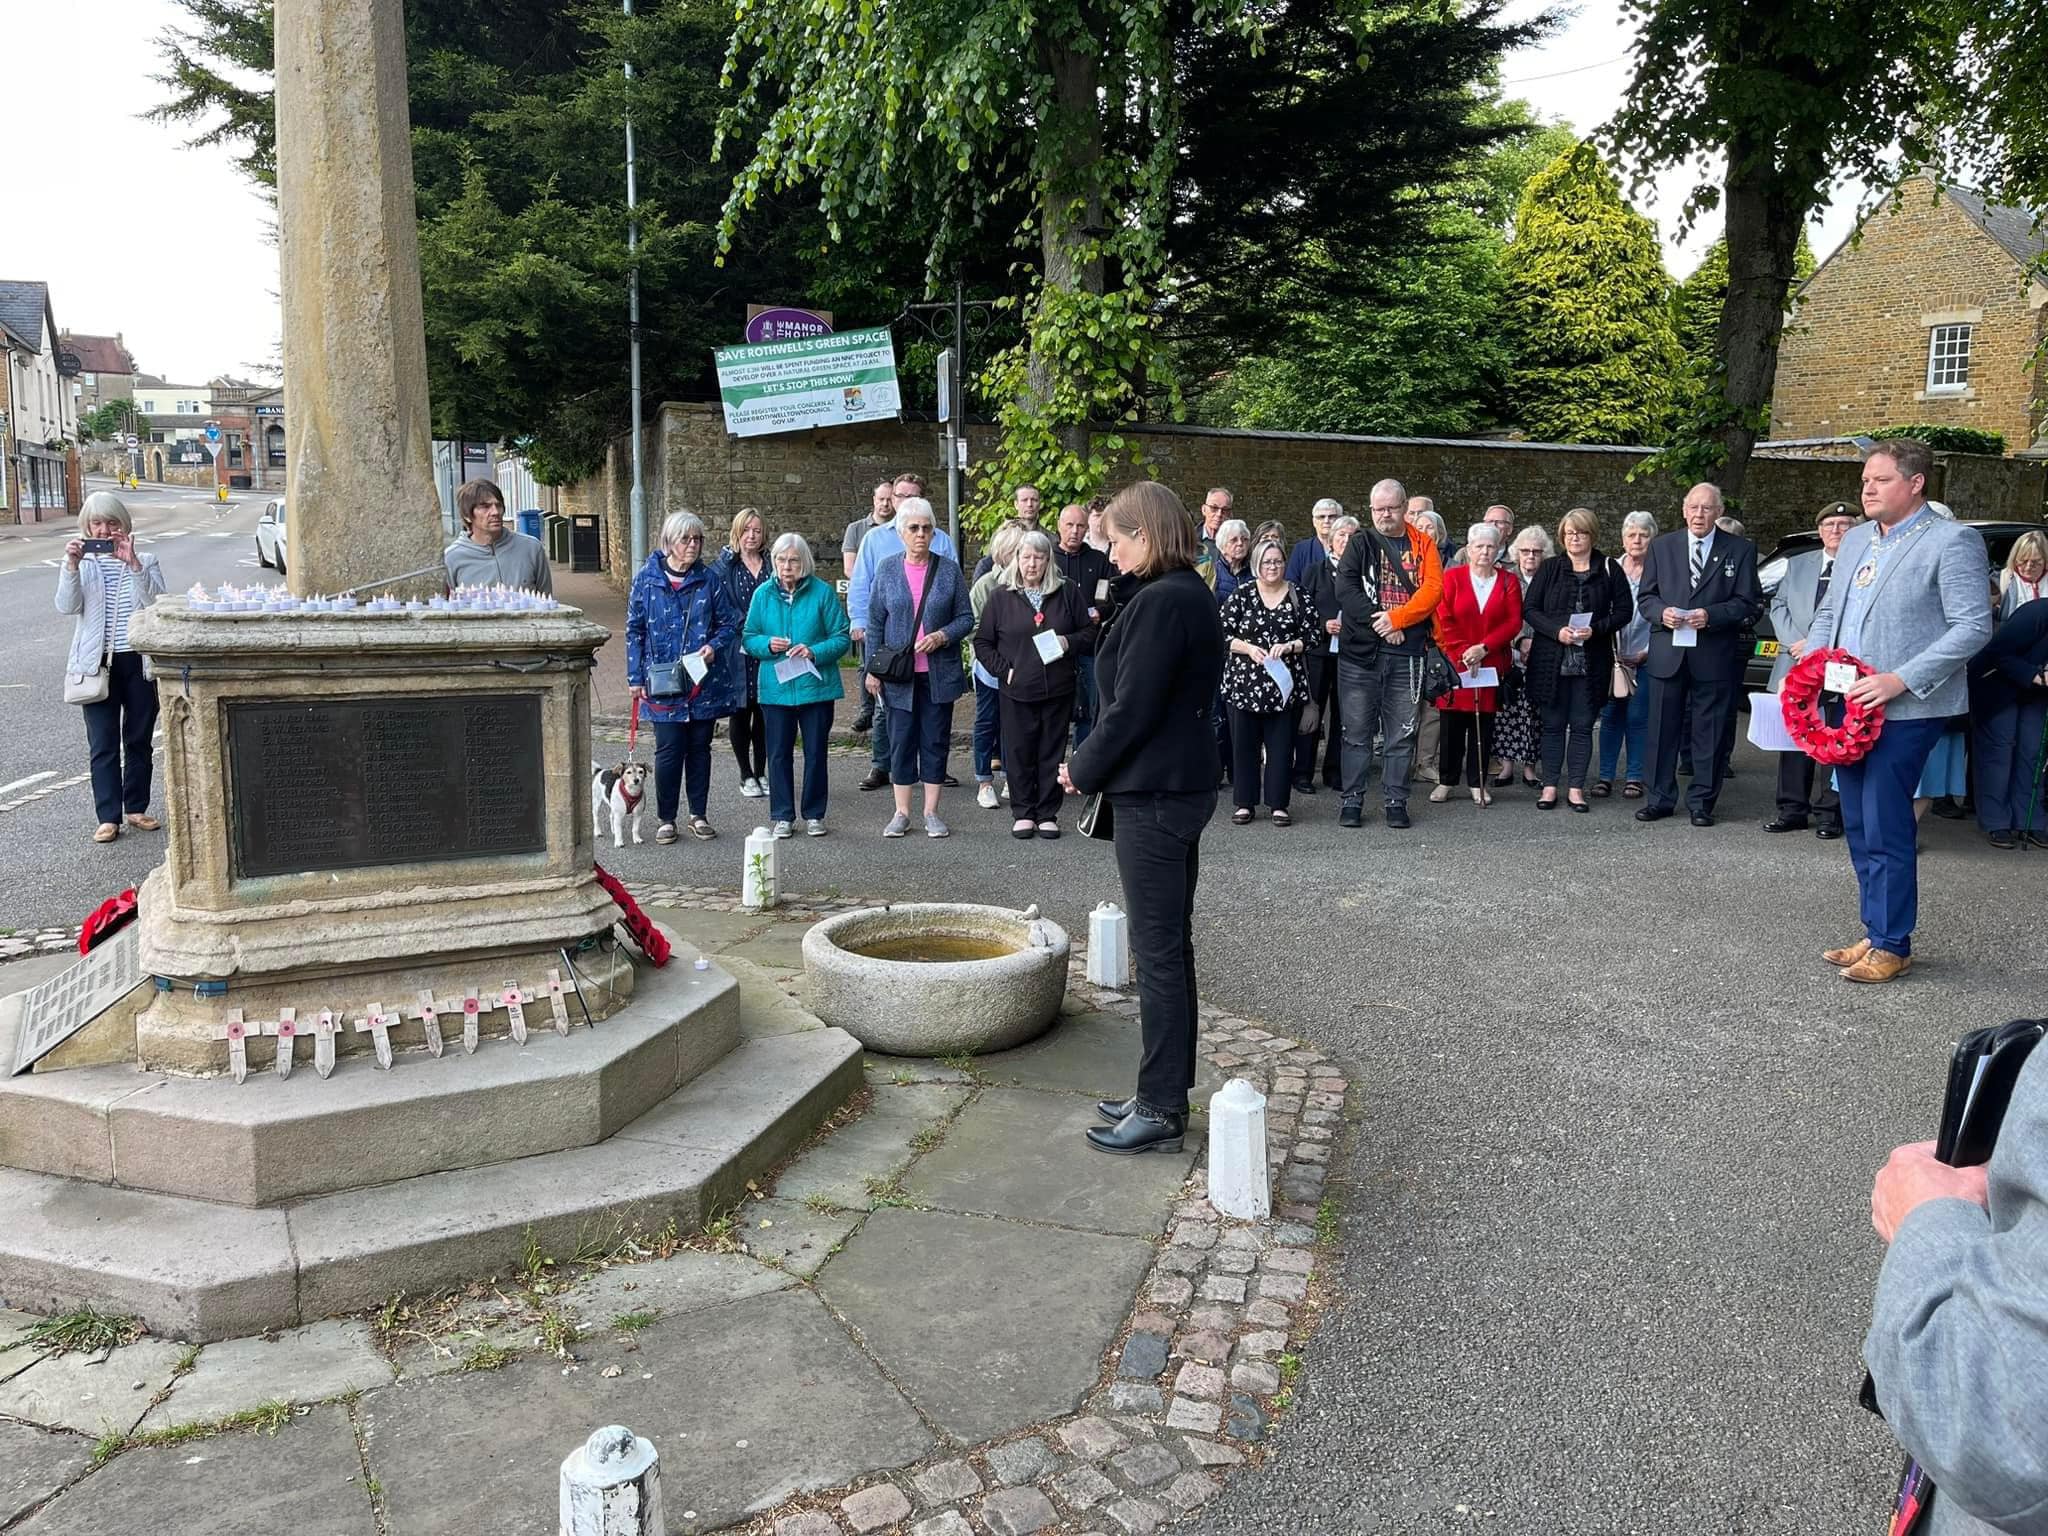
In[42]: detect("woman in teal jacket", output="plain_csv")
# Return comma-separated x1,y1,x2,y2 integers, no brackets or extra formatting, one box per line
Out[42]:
743,532,852,836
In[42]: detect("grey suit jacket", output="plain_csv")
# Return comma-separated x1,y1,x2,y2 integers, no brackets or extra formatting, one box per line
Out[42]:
1806,511,1991,720
1766,548,1831,690
1866,1046,2048,1534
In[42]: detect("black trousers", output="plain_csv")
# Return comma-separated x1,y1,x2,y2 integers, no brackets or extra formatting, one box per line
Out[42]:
1228,705,1295,811
1293,654,1342,785
1438,709,1491,788
998,692,1072,823
729,686,766,779
1776,750,1841,828
1111,789,1215,1114
1646,667,1736,814
1540,673,1598,790
83,650,159,826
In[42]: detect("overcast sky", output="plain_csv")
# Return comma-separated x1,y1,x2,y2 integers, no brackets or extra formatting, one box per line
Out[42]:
9,0,1867,390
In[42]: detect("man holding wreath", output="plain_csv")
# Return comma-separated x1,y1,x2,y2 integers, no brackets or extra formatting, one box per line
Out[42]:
1796,439,1991,983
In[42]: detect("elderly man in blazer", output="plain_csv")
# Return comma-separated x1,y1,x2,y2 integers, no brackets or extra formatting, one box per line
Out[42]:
1763,500,1862,837
1634,483,1764,826
1801,440,1992,982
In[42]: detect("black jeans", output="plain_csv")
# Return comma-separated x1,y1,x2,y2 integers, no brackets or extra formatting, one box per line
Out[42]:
1540,673,1597,790
729,691,766,780
1293,653,1341,785
1438,709,1491,789
999,692,1072,823
1228,705,1295,811
1110,788,1216,1114
653,718,716,822
83,650,159,826
763,700,833,823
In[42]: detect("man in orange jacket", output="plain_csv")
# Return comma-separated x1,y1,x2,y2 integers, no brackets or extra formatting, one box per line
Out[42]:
1333,477,1443,829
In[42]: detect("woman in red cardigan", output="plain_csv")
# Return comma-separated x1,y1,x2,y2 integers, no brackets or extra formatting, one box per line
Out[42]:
1430,523,1523,806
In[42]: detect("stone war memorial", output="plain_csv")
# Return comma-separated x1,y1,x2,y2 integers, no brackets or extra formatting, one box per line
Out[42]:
0,0,863,1343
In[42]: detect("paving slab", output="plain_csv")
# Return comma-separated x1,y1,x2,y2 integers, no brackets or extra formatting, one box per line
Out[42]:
137,1320,391,1431
556,1247,795,1331
361,1287,930,1533
721,953,826,1039
643,905,774,953
9,1404,373,1536
720,923,814,973
974,1014,1223,1103
772,1082,970,1209
0,1420,93,1528
732,1198,865,1277
905,1088,1196,1236
818,1207,1154,1444
1,1308,44,1382
0,1337,189,1435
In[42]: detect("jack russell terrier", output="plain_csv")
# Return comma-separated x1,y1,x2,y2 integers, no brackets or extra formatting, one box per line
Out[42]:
591,761,651,848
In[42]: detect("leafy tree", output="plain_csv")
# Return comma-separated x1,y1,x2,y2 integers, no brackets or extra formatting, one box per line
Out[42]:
150,0,960,481
79,400,142,442
1498,141,1677,444
1665,232,1815,446
1602,0,1967,496
1204,106,1578,437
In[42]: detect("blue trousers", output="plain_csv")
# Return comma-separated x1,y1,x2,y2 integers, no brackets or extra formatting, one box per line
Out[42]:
653,718,716,822
763,700,833,823
1837,716,1944,956
973,677,1002,781
887,675,955,786
1072,655,1098,750
1973,694,2048,836
1598,683,1648,783
83,650,159,826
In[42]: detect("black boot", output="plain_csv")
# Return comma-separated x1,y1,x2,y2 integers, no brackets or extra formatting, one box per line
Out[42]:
1086,1105,1186,1155
1096,1096,1135,1124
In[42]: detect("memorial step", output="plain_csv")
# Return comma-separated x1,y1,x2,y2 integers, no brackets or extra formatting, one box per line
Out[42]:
0,940,742,1207
0,1026,864,1342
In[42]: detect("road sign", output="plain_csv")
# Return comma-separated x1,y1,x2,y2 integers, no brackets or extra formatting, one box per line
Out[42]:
204,423,221,443
123,433,139,448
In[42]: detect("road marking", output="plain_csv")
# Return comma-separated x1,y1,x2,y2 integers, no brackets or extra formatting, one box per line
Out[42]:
0,769,93,815
0,772,55,796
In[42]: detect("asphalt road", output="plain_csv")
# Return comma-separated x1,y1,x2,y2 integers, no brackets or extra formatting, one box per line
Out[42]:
3,517,2041,1530
0,478,266,924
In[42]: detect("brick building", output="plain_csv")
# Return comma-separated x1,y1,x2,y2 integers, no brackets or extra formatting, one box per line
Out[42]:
1770,180,2048,454
57,331,138,416
0,279,82,524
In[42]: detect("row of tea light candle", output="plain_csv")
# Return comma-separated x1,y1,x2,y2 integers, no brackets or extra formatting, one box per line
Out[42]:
183,583,562,616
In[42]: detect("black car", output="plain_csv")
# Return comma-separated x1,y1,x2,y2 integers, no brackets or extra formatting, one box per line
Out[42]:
1741,518,2042,695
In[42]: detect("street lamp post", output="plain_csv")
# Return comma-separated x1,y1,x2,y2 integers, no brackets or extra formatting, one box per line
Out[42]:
623,0,647,574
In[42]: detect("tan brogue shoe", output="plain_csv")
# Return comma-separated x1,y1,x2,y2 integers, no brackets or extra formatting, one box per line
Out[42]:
1822,937,1872,967
1841,948,1912,984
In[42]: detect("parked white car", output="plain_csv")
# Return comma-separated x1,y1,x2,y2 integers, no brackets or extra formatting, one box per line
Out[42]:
255,498,288,575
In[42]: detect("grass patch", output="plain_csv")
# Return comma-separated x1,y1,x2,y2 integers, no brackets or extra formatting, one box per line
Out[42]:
908,1123,945,1155
1278,1351,1303,1384
2,1306,143,1358
1315,1197,1338,1247
97,1401,293,1464
802,1192,841,1215
519,1226,553,1285
935,1052,986,1081
460,1342,515,1372
863,1171,923,1211
612,1310,660,1334
172,1345,201,1376
537,1309,580,1360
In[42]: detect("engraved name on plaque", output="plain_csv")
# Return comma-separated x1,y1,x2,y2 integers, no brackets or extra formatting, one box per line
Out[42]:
227,695,547,878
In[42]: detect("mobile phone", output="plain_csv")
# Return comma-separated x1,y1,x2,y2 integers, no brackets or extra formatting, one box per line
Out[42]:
81,538,116,553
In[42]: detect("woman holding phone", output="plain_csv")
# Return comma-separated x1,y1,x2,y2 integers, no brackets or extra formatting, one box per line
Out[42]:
57,492,167,844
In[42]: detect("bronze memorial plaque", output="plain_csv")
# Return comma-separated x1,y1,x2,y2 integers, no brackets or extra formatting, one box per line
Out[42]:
228,695,546,877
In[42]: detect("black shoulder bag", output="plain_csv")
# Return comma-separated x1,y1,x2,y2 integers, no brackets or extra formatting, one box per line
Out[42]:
865,567,934,685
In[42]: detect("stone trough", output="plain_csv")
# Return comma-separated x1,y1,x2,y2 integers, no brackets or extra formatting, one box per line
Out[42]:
802,904,1070,1056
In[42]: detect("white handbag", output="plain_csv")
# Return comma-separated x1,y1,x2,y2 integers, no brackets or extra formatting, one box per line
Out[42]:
64,660,110,705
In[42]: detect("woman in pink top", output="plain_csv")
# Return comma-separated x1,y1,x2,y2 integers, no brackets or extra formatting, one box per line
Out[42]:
863,499,976,838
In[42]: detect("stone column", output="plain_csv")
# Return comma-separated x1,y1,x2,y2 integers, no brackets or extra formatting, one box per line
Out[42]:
276,0,447,597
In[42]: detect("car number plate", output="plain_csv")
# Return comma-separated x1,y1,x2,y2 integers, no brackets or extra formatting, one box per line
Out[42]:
1754,640,1780,657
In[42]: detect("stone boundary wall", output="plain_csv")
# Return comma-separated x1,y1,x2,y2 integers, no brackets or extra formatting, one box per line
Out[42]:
566,403,2048,588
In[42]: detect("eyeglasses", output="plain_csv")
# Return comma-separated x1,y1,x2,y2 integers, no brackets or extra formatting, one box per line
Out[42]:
671,534,703,544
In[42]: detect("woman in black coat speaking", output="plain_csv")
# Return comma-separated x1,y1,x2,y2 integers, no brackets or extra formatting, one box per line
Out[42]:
1061,482,1225,1155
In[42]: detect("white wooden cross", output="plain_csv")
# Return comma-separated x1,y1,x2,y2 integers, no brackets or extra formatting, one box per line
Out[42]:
263,1006,299,1081
311,1007,339,1079
500,981,531,1045
216,1007,250,1084
414,988,444,1058
545,969,571,1037
461,986,481,1054
354,1001,395,1070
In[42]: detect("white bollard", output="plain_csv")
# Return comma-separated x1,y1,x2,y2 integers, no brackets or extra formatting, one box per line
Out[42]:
742,825,779,910
1086,902,1130,988
1207,1078,1271,1221
560,1424,664,1536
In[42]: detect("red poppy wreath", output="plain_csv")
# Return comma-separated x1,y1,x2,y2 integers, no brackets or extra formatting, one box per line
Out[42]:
1779,647,1885,766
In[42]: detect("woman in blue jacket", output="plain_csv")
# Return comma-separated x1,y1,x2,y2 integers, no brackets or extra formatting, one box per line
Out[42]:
862,498,976,838
627,510,739,843
743,533,851,837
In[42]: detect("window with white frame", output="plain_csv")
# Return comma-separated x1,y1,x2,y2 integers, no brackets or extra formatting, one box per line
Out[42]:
1926,324,1972,391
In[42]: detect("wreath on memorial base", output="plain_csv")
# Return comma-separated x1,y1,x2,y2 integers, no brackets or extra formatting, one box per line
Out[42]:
1780,647,1886,766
